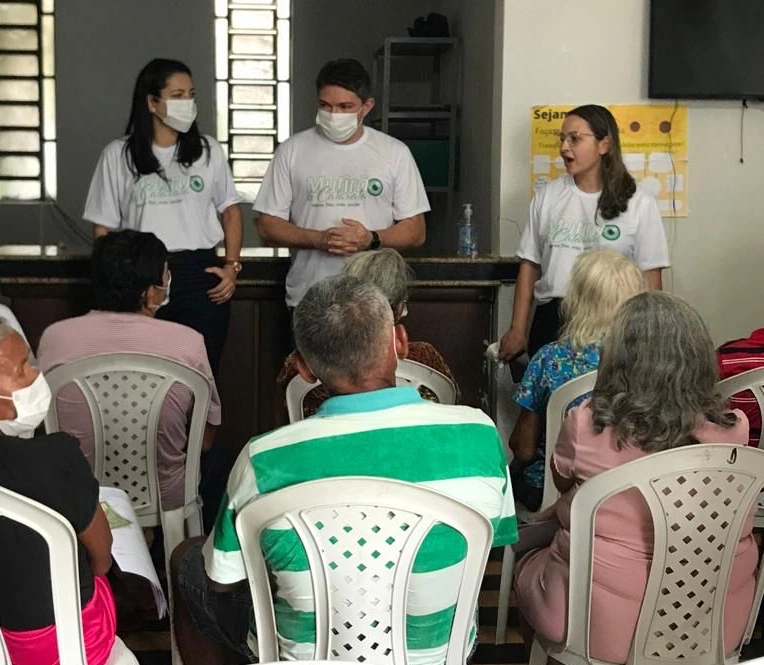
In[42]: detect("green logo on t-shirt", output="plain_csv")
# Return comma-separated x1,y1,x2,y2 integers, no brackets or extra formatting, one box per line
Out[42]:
189,175,204,192
602,224,620,241
367,178,383,196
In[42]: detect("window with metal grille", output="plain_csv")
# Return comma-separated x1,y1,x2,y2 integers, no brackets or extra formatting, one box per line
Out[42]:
214,0,290,203
0,0,55,201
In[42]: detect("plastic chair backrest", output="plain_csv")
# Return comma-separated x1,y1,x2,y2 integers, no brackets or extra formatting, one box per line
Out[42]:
43,352,211,527
718,367,764,448
0,486,88,665
234,476,493,665
285,359,457,423
395,358,457,404
563,444,764,665
537,370,597,514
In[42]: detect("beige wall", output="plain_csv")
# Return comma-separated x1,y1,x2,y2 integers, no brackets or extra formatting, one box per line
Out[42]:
494,0,764,346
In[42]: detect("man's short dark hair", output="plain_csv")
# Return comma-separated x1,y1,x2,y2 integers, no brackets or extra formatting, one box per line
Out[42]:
92,230,167,313
315,59,372,102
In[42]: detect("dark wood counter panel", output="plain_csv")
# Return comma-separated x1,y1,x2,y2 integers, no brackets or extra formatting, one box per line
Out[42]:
0,256,518,453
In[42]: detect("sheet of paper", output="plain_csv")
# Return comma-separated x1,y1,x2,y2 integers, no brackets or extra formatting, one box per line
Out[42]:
99,486,167,618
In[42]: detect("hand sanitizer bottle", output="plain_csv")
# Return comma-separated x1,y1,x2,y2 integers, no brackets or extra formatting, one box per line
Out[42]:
457,203,478,258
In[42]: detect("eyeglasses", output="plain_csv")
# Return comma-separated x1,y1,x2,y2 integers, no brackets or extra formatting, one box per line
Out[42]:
558,131,595,147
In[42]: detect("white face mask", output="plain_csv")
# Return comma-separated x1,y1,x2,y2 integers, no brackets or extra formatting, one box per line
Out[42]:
0,372,52,437
162,99,197,133
150,272,171,311
315,109,360,143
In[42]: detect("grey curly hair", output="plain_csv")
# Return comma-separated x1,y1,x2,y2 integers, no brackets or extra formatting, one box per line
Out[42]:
591,291,738,451
343,248,414,312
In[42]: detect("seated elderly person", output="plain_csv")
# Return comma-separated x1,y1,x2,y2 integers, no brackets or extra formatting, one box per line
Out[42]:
515,292,756,663
170,274,517,665
509,249,646,511
277,248,459,418
37,230,222,514
0,322,117,665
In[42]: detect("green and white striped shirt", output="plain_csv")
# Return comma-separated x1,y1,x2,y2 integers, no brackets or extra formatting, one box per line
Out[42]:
203,386,518,663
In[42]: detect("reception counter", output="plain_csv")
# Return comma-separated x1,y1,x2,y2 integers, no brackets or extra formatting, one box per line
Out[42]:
0,255,518,453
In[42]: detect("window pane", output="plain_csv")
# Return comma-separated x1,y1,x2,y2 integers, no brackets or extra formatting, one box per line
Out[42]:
232,110,274,129
0,179,40,200
276,18,289,80
0,129,39,151
231,34,274,55
0,54,38,76
232,134,274,154
0,28,38,50
277,81,290,142
41,15,53,76
0,104,39,126
232,159,270,178
0,3,37,26
230,9,273,29
0,155,39,176
0,79,38,101
215,18,227,79
216,80,228,141
43,77,54,139
231,58,274,80
0,2,56,202
232,84,273,105
235,181,260,202
44,139,55,197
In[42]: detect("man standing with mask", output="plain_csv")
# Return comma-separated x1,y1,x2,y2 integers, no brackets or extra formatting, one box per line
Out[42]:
255,58,430,308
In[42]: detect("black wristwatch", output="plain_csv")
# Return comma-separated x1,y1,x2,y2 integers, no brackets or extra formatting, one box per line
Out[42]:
368,231,381,250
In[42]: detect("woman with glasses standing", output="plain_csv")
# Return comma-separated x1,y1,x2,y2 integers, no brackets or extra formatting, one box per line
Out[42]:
83,58,242,377
498,104,669,361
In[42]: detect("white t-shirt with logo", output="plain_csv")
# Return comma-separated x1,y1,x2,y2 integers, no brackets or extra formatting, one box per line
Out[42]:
83,136,241,251
254,126,430,306
517,175,670,303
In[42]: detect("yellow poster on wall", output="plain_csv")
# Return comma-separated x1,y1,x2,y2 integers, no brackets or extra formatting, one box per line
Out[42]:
530,104,688,217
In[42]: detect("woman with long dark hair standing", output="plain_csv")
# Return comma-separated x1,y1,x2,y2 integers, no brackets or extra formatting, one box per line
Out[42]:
498,104,669,361
84,58,242,376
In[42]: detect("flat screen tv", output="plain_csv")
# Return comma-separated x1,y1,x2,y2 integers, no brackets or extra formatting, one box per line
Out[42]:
649,0,764,100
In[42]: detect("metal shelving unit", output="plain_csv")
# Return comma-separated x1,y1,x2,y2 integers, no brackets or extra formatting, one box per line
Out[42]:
371,37,461,254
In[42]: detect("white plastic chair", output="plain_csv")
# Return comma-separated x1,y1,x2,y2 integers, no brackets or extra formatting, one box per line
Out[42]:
0,485,138,665
42,352,212,665
719,367,764,527
528,444,764,665
286,358,457,423
234,476,493,665
496,370,597,644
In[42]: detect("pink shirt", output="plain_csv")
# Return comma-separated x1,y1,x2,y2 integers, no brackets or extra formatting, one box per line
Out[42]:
38,311,221,510
515,403,756,664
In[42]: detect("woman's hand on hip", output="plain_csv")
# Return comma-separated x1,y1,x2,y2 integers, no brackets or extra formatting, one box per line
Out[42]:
205,265,237,304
